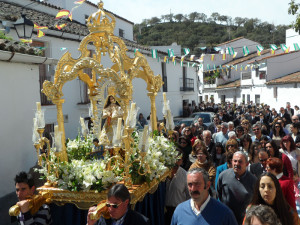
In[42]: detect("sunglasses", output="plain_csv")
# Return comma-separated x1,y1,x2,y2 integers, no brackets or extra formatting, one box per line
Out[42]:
253,128,260,131
106,202,123,209
259,158,267,162
275,126,280,128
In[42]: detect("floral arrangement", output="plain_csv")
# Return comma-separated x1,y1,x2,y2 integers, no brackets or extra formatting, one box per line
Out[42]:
37,131,178,192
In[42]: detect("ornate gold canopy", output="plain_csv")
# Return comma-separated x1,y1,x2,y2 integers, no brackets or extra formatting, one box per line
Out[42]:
42,0,163,162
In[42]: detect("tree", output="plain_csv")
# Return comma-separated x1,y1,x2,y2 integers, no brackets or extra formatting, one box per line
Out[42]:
288,0,300,32
234,17,247,27
189,12,199,22
198,13,207,22
210,12,220,23
148,17,161,26
165,13,174,22
174,14,184,22
218,15,228,25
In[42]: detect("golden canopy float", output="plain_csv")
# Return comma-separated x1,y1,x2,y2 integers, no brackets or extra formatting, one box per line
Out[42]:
9,0,178,220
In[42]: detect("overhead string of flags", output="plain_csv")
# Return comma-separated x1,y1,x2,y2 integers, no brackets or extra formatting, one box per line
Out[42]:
148,43,300,71
20,0,86,43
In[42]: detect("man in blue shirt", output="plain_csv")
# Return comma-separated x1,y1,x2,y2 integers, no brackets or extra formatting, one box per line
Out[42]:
171,168,238,225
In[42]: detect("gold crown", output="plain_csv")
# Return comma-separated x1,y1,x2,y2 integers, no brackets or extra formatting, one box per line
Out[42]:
87,1,116,34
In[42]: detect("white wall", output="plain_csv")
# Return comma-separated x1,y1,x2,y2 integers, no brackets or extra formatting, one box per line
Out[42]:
267,51,300,81
286,28,300,47
0,61,40,197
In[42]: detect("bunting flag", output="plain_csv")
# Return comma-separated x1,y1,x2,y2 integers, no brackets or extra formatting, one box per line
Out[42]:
213,65,216,70
34,23,48,30
20,39,32,43
134,49,140,56
211,54,215,61
190,55,195,61
56,10,70,19
166,58,169,64
257,50,261,56
164,56,167,62
200,54,204,61
235,65,238,71
245,65,249,70
199,64,202,69
256,45,264,52
157,57,160,62
227,47,235,55
192,63,196,67
243,46,249,56
240,65,244,71
68,12,73,21
280,44,290,53
294,43,300,51
151,49,158,59
75,0,86,4
187,62,190,67
200,47,207,50
37,30,45,38
251,65,254,70
222,53,226,60
173,60,176,66
181,56,185,62
207,64,210,70
233,52,237,58
183,48,190,55
180,61,183,67
56,23,67,30
214,47,221,51
172,56,176,62
271,49,275,55
270,44,278,51
168,49,174,57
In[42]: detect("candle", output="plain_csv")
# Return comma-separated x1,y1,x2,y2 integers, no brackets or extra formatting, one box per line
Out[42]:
163,92,167,106
54,125,61,151
32,118,39,143
129,102,136,128
141,125,149,152
116,118,122,140
36,102,41,112
130,103,136,116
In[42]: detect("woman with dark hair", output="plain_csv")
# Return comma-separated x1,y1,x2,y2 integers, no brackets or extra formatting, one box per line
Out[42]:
249,141,261,164
211,142,225,167
178,136,192,171
266,140,293,179
240,134,252,159
266,157,296,210
248,173,299,225
270,122,286,148
280,135,300,176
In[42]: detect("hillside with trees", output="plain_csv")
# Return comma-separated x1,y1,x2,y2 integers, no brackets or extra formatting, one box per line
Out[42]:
133,12,290,55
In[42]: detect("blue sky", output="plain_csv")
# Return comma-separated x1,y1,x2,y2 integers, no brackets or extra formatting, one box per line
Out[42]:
90,0,296,26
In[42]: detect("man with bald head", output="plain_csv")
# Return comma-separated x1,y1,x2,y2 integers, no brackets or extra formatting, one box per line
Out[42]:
217,151,257,224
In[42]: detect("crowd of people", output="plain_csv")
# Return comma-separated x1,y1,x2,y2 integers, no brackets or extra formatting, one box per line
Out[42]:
164,101,300,225
12,101,300,225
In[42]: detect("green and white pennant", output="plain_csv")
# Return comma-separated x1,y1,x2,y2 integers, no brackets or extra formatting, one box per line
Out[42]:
168,49,174,57
151,49,158,59
243,46,249,56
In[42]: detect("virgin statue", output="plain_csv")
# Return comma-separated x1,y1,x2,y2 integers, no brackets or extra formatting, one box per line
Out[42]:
99,95,123,146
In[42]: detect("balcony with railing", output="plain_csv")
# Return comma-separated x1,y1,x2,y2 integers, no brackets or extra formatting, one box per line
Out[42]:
180,78,194,92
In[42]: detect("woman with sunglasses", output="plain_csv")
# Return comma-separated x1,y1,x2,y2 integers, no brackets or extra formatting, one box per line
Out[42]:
280,135,300,176
178,136,192,171
189,145,216,185
246,173,299,225
265,140,293,179
266,157,296,210
270,122,286,148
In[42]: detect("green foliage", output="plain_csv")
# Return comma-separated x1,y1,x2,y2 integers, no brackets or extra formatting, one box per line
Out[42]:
289,0,300,33
0,31,12,40
135,12,288,53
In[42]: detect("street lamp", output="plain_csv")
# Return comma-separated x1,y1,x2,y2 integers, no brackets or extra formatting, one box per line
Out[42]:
14,14,34,39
